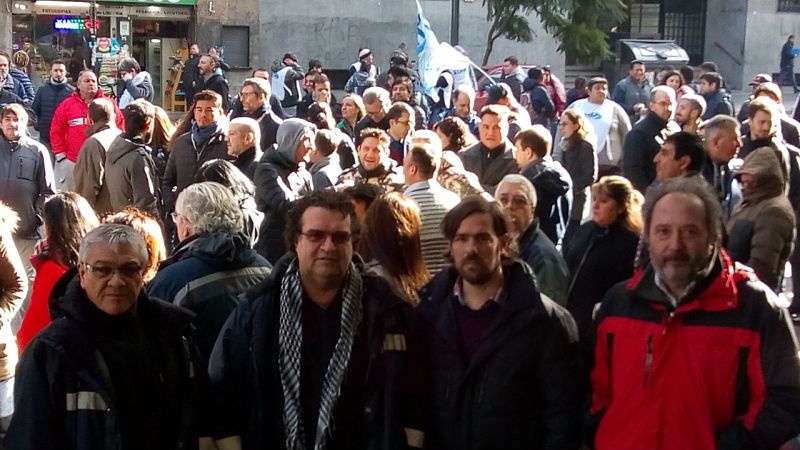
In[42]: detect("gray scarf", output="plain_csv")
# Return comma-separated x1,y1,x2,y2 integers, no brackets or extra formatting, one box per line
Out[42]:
278,258,363,450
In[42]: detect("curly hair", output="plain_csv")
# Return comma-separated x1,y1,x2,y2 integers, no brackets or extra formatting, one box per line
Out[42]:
103,208,166,282
434,116,477,151
175,182,244,236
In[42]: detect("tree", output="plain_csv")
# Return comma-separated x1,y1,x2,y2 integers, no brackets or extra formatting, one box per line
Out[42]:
481,0,626,66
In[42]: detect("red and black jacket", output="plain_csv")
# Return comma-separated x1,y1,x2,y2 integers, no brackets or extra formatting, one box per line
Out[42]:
590,249,800,450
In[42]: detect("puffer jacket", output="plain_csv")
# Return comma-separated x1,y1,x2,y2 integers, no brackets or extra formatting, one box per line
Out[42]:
701,89,735,120
49,90,124,162
253,119,313,262
147,231,271,362
727,147,796,290
31,79,75,144
10,68,34,104
6,274,209,450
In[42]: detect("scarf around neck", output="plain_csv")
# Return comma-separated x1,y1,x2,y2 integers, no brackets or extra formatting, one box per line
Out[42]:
278,258,364,450
191,121,222,149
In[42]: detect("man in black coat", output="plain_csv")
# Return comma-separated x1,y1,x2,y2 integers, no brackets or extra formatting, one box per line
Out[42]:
6,224,211,449
198,55,230,112
226,117,262,181
415,196,583,450
521,67,555,128
623,86,681,192
209,191,423,450
229,77,282,150
459,104,518,193
31,59,74,148
181,43,202,103
780,34,799,93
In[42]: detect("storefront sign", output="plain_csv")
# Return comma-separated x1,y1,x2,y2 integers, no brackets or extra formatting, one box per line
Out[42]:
96,4,128,17
128,5,191,19
54,17,101,31
99,0,196,5
35,3,91,15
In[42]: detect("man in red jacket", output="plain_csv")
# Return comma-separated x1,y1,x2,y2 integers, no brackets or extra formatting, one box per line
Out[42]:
590,176,800,450
50,70,124,191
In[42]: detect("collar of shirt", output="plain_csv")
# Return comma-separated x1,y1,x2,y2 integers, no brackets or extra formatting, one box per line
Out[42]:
653,253,717,309
453,276,504,309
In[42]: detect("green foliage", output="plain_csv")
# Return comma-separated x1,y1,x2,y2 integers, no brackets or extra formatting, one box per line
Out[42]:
480,0,626,65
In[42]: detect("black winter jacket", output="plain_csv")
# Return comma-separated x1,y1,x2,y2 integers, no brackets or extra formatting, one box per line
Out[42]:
208,254,423,450
415,260,583,450
701,89,735,121
622,112,679,192
147,231,271,362
6,275,208,450
31,80,75,144
163,130,230,209
521,157,573,244
458,140,517,193
230,105,282,150
200,74,230,111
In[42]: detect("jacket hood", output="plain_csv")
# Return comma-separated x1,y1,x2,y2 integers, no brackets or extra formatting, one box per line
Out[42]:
165,231,253,267
275,118,313,164
106,136,148,164
522,158,571,197
736,147,784,201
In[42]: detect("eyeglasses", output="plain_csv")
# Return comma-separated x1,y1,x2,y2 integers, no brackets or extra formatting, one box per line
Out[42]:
239,91,258,98
81,262,144,279
301,230,352,245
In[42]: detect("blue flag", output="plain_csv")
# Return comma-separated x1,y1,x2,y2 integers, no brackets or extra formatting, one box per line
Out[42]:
417,0,440,97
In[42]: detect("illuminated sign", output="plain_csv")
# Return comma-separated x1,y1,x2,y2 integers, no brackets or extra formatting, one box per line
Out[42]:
53,18,101,31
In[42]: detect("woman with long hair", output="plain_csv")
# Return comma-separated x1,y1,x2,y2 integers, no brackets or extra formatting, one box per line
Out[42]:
562,176,643,340
150,105,175,180
558,109,598,243
336,93,365,140
658,69,693,100
103,208,167,283
359,192,430,305
195,158,263,246
432,117,484,198
17,192,99,354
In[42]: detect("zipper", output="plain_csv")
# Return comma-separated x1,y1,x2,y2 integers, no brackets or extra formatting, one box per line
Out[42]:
643,335,653,389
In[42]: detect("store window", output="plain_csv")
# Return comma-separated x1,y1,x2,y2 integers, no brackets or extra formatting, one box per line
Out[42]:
221,26,249,68
779,0,800,12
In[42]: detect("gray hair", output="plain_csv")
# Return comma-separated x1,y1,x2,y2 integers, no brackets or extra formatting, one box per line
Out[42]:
650,85,676,104
176,182,244,236
496,174,538,209
79,224,149,266
230,117,261,151
242,77,271,97
679,93,707,117
699,114,740,140
642,176,722,247
363,87,391,110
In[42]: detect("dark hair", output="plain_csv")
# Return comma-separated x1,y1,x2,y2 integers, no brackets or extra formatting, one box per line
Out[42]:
251,67,270,77
442,195,508,243
658,70,684,87
43,192,99,268
193,89,223,110
103,208,166,282
591,176,643,233
86,98,116,137
388,66,411,80
664,132,706,173
307,102,335,130
123,99,154,137
359,193,430,305
407,144,438,178
748,96,779,120
679,65,695,84
478,104,510,121
343,183,384,206
700,61,719,73
385,102,414,123
195,158,256,204
574,76,586,89
504,56,519,66
314,129,341,157
392,77,413,96
434,116,477,151
313,73,330,87
202,54,220,69
515,125,552,158
630,60,644,69
285,190,359,252
308,59,323,71
51,59,66,67
642,176,722,247
528,67,544,82
699,72,722,89
359,127,390,148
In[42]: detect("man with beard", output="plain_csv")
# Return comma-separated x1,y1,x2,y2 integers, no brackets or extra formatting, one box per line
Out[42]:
390,75,427,129
230,77,282,150
198,55,229,112
31,59,74,148
415,196,582,450
181,43,202,103
673,93,705,135
590,176,800,450
335,128,404,193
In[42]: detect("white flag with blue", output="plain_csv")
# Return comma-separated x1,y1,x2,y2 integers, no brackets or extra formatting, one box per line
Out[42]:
416,0,440,97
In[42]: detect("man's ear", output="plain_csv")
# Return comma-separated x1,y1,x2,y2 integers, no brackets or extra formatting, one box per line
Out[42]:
678,155,691,172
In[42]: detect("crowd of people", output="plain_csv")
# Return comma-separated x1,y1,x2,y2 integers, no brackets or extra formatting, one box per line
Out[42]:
1,41,800,450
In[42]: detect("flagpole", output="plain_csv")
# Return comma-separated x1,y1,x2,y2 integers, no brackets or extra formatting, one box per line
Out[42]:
450,0,460,45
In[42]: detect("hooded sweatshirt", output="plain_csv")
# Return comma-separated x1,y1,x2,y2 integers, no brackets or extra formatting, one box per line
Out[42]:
727,147,796,290
101,135,161,217
253,119,313,262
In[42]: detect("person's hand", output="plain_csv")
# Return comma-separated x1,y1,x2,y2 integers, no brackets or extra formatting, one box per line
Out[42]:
120,71,133,81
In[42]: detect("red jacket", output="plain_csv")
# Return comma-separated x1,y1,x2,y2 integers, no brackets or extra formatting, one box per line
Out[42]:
590,249,800,450
49,90,124,162
17,252,67,355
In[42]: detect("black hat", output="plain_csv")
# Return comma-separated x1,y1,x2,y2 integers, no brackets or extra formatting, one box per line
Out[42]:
485,84,507,104
283,52,298,63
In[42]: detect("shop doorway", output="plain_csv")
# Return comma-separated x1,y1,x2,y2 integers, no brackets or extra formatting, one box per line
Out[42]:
130,20,187,106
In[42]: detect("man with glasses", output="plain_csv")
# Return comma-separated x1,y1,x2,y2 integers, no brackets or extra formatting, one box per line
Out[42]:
386,102,415,166
622,86,681,192
230,77,282,149
209,190,424,450
7,224,212,448
354,87,391,146
147,182,270,362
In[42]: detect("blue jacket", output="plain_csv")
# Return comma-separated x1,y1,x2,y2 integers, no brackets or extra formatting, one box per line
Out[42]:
31,80,75,144
611,75,652,116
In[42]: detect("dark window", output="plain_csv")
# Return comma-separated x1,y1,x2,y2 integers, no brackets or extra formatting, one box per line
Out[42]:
221,26,249,68
779,0,800,12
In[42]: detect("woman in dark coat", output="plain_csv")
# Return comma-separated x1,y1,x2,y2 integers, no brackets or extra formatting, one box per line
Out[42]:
562,175,643,341
558,109,598,245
